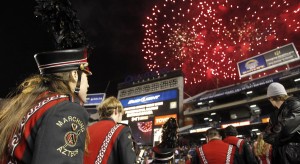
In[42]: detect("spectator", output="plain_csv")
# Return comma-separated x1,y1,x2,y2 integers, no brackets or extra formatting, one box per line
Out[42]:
253,133,272,164
151,117,178,164
263,82,300,164
0,47,91,163
84,96,137,164
196,127,239,164
223,125,258,164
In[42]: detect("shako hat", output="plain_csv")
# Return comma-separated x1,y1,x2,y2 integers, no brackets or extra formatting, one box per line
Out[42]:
152,147,175,163
34,47,92,75
34,0,93,76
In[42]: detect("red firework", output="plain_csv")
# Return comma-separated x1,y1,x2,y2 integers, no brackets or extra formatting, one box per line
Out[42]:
142,0,300,96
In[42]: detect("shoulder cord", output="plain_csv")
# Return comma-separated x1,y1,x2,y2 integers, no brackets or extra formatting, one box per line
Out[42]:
95,124,122,164
225,145,233,164
198,146,208,164
198,145,233,164
8,94,69,162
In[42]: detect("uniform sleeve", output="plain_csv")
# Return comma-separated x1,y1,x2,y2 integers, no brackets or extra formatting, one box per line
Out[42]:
31,101,89,164
117,126,137,164
242,141,258,164
233,146,240,164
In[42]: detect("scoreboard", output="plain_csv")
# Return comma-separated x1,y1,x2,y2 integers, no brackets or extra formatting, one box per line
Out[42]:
118,70,183,146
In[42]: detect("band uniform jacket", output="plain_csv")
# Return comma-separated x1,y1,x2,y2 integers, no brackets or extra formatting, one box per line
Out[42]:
196,139,239,164
263,96,300,164
4,91,89,164
223,136,258,164
84,118,137,164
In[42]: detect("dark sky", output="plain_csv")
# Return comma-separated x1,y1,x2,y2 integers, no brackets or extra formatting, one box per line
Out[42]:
0,0,154,98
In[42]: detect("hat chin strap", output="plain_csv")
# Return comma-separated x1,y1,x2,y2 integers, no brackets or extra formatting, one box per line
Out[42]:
74,70,82,96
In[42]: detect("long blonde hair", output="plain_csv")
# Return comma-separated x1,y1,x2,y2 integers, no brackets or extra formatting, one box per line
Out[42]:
0,72,74,159
254,133,271,157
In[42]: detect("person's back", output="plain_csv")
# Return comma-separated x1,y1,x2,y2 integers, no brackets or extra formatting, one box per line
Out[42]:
196,128,239,164
85,118,136,163
263,82,300,164
223,125,258,164
198,139,236,164
84,96,137,164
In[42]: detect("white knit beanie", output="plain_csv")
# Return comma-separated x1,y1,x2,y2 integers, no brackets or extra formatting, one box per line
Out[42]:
267,82,287,97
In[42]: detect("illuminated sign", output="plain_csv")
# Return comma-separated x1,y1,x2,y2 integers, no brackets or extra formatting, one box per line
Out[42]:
261,118,270,123
84,93,106,106
238,56,267,76
154,114,177,126
221,121,250,128
124,102,163,118
237,43,299,78
121,89,178,107
128,95,160,104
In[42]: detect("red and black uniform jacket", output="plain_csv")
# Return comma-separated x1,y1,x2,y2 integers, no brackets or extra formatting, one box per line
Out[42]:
5,91,89,164
196,139,239,164
223,136,258,164
84,118,137,164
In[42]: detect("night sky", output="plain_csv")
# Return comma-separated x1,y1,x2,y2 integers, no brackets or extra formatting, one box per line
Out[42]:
0,0,153,98
0,0,299,99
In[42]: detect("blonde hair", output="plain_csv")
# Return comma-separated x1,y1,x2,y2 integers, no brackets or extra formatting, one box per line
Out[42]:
254,133,271,157
270,94,289,101
97,96,123,118
0,72,74,159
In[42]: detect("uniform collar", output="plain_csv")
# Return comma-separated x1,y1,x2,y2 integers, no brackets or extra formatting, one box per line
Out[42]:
100,117,115,122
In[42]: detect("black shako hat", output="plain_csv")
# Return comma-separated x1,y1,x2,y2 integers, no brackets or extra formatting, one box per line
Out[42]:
153,147,175,163
34,47,92,75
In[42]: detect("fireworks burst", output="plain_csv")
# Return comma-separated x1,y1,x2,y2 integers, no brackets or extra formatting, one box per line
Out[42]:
142,0,300,96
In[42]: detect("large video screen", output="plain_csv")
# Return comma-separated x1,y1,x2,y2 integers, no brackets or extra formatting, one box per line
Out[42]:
120,89,179,146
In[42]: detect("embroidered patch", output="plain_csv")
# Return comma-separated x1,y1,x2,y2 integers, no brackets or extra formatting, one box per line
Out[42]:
56,115,85,157
65,131,78,147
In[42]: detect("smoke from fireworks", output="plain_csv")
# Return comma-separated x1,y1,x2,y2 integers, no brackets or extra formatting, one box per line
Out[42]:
142,0,300,96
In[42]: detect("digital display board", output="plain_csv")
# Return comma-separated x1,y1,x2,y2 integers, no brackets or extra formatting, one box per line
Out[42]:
120,89,179,145
237,43,299,78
